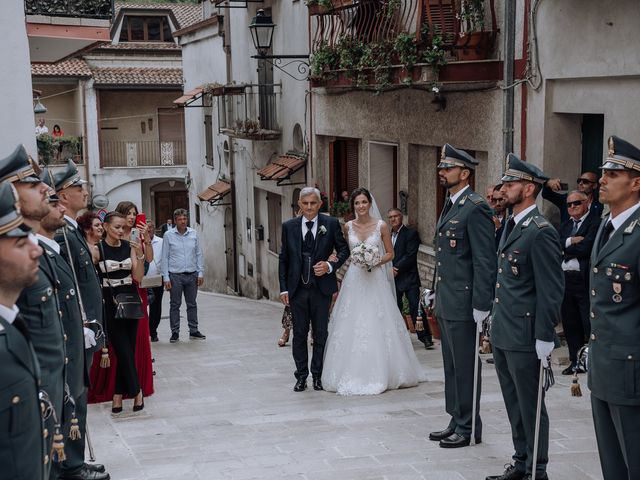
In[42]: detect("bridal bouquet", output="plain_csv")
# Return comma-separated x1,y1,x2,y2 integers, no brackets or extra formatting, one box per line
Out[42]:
351,243,381,272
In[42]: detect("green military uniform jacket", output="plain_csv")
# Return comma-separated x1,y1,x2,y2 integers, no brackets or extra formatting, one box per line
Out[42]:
588,207,640,406
434,188,496,321
43,241,88,399
0,315,46,479
491,207,564,352
16,243,67,426
56,219,103,328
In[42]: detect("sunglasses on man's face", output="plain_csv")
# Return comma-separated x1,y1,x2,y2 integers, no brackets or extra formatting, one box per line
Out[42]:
567,200,584,208
577,178,596,185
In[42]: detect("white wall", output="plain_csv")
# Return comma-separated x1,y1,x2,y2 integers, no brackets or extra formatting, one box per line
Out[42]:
1,2,37,158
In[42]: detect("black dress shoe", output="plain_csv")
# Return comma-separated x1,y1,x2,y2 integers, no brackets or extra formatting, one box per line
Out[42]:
439,432,480,448
150,335,158,342
423,339,435,350
486,464,526,480
523,474,548,480
60,466,110,480
85,463,106,473
189,330,206,340
428,426,454,441
294,379,307,392
486,357,495,364
313,378,323,391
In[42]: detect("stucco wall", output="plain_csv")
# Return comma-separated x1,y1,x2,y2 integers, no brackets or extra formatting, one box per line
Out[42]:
1,2,37,158
32,82,84,137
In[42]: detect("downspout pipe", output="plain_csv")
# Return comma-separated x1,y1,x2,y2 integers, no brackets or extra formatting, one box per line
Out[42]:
502,0,516,160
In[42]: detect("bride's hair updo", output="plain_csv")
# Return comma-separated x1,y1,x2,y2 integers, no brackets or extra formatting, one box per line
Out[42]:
350,187,372,212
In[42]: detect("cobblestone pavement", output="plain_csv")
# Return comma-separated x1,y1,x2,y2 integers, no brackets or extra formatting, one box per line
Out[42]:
88,292,603,480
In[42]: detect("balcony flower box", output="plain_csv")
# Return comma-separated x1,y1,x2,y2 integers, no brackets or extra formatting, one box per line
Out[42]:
453,31,494,61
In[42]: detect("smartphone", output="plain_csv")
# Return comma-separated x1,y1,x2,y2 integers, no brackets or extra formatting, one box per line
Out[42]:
130,228,140,244
136,213,147,226
559,182,569,191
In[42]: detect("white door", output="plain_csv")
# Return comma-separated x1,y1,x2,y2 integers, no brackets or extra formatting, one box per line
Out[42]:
368,142,397,217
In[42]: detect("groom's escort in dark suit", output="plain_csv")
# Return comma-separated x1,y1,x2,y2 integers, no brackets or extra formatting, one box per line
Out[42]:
489,155,563,480
557,204,600,373
392,223,432,347
588,136,640,480
279,208,349,390
432,144,496,447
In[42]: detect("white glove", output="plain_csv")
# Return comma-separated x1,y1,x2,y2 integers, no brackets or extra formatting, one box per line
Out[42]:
535,339,555,367
473,309,490,332
83,327,96,349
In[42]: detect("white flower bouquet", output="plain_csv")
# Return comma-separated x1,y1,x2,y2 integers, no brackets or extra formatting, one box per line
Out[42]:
351,243,381,272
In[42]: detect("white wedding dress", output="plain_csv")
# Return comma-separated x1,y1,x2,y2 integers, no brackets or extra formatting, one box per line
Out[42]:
321,220,427,395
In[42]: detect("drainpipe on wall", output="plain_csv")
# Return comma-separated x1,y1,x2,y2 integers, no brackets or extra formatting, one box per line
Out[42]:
502,0,516,161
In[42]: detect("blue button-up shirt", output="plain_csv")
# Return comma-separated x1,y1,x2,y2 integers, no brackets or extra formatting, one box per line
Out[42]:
161,227,204,280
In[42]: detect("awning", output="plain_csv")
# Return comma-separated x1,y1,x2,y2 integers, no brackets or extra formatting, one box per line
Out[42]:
197,180,231,205
173,86,204,106
257,154,306,185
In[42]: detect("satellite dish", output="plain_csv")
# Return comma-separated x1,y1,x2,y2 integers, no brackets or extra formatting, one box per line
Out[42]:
91,194,109,209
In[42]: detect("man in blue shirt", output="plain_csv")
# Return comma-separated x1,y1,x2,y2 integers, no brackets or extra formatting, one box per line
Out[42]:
161,209,205,343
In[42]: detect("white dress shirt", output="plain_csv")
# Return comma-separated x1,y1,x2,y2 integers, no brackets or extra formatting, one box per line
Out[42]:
513,204,538,226
36,234,61,254
562,212,589,272
301,215,318,240
391,224,404,246
146,235,163,277
449,185,470,205
0,304,19,325
64,215,79,229
609,201,640,231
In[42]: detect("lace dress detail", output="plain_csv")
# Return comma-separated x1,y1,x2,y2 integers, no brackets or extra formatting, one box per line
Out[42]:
321,220,427,395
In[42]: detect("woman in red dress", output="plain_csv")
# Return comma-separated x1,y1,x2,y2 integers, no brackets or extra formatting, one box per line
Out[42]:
88,201,155,404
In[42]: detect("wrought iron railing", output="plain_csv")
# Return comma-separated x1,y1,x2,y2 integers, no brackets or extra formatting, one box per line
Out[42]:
217,84,280,137
100,140,186,168
25,0,114,20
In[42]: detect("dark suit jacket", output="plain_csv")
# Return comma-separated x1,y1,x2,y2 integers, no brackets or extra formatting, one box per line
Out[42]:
279,215,349,299
542,186,604,224
392,225,421,292
557,211,601,284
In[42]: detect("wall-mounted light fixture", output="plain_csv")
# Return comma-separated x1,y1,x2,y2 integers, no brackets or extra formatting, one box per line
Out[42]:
248,9,310,82
34,97,47,114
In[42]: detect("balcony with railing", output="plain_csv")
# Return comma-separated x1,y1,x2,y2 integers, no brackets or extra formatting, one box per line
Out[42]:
37,135,85,166
100,140,186,168
308,0,502,92
25,0,113,62
216,84,281,141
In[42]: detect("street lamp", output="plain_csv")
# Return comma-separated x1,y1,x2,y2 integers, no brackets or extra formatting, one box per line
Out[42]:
34,97,47,114
249,9,275,57
248,9,310,81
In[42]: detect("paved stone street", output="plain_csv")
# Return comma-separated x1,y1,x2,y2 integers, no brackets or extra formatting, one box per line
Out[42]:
89,292,603,480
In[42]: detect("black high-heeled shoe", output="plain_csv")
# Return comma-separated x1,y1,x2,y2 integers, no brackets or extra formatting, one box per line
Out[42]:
112,395,123,414
133,391,144,412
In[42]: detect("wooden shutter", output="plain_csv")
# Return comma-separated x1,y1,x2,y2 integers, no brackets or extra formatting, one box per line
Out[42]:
204,114,213,166
345,139,359,192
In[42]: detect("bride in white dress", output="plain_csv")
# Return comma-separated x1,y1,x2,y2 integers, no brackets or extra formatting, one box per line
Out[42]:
322,187,427,395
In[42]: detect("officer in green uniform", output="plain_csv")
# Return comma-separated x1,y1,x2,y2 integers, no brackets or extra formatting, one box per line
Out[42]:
431,144,497,448
0,145,67,479
588,136,640,480
486,154,563,480
39,174,109,480
0,181,48,479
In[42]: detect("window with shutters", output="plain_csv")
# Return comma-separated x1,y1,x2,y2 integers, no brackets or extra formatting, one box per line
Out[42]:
329,138,359,209
204,115,214,167
118,16,174,42
267,192,282,254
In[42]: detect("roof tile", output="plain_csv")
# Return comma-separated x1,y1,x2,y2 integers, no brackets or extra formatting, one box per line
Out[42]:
92,67,183,86
31,58,92,78
115,2,203,29
197,180,231,202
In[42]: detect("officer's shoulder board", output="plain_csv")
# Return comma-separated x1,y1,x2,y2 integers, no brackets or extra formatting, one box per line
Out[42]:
467,192,485,205
623,219,638,234
531,215,550,229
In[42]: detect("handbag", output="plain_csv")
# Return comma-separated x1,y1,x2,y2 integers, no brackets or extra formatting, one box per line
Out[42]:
99,243,145,320
140,274,163,288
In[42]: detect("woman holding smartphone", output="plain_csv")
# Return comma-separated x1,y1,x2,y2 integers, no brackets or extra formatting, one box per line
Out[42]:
98,212,145,412
88,202,155,405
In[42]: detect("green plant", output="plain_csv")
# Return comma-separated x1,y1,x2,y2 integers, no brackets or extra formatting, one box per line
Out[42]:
460,0,485,32
310,41,339,78
36,134,55,165
337,36,366,75
330,200,351,217
422,33,447,77
383,0,401,19
394,32,418,70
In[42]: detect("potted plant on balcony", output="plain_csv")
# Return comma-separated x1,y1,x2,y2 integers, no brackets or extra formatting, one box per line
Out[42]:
454,0,494,61
310,41,339,81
